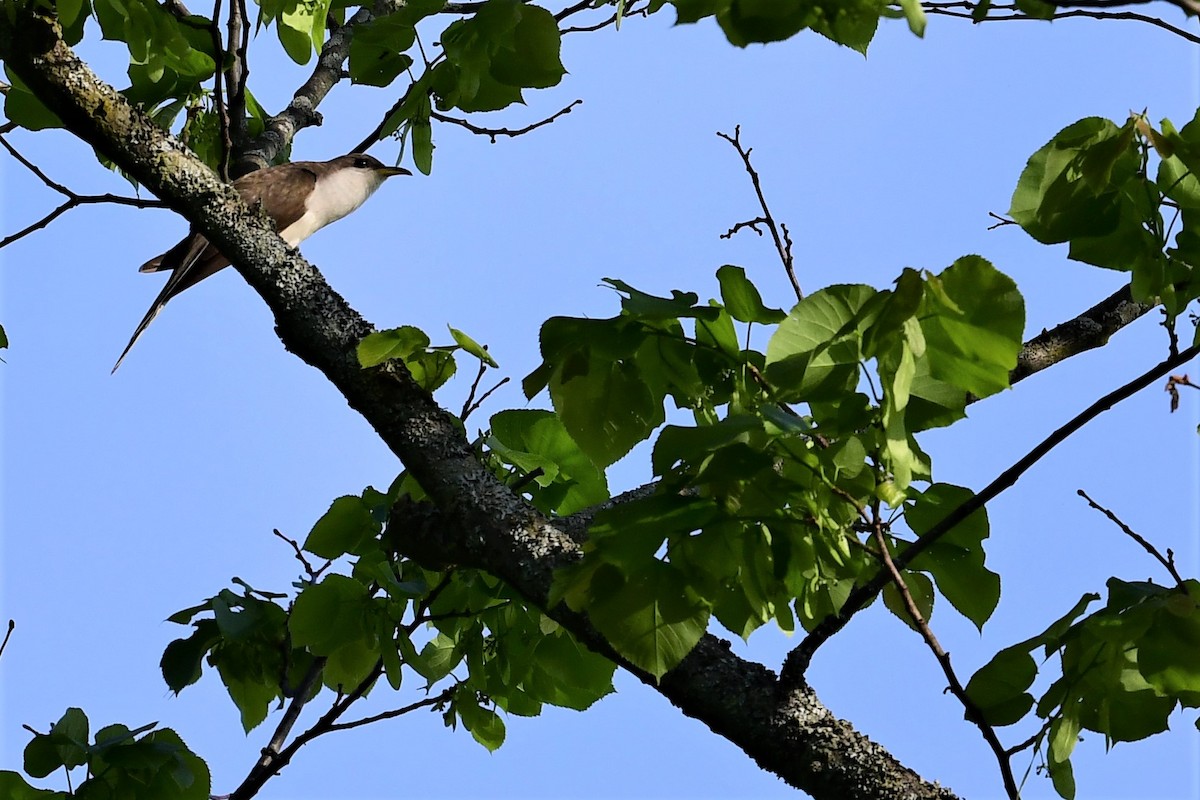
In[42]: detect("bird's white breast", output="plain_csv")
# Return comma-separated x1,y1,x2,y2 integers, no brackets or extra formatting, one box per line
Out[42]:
279,167,384,246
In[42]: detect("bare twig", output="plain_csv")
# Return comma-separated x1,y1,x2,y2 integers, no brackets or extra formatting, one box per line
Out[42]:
470,376,508,415
253,658,325,771
782,343,1200,686
553,0,596,21
208,0,231,181
271,528,328,580
868,505,1019,798
717,126,802,302
0,134,166,249
560,1,650,33
987,211,1016,230
918,1,1200,45
431,99,582,143
324,684,457,732
0,619,14,661
460,359,489,420
1077,489,1185,585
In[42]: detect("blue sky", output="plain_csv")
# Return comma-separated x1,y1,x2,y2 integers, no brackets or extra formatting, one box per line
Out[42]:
2,7,1199,799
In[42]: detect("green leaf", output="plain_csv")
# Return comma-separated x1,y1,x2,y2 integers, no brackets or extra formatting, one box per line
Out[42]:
160,619,220,693
651,414,764,476
289,575,371,655
489,3,565,89
0,770,62,799
551,354,664,468
905,483,1000,629
1048,751,1076,800
488,409,609,515
897,0,925,35
920,257,1024,399
964,646,1037,726
1139,582,1200,704
1009,116,1140,244
765,284,876,401
3,68,63,131
348,12,416,87
584,562,709,681
457,699,506,752
603,278,721,321
303,495,382,559
449,326,498,367
358,325,455,391
528,632,616,710
412,115,434,175
716,265,786,324
23,708,89,779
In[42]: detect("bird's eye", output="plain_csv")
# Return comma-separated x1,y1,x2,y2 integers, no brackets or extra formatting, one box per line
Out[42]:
353,156,371,169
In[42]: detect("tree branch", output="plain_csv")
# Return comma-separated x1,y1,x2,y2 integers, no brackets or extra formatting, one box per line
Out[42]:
430,99,583,143
1076,488,1184,585
0,133,166,250
1006,285,1153,387
919,0,1200,45
717,126,802,302
869,508,1018,799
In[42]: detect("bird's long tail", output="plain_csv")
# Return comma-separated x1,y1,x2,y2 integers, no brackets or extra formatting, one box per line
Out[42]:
112,237,210,373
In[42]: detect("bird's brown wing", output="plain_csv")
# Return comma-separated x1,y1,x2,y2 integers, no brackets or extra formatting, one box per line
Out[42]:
115,162,321,372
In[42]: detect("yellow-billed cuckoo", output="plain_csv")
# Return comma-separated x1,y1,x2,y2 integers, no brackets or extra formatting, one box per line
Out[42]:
113,153,411,372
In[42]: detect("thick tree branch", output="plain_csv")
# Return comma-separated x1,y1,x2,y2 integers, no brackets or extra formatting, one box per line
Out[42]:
1007,285,1152,386
0,10,959,800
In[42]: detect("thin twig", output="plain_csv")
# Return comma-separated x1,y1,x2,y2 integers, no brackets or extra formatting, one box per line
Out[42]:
209,0,230,180
324,684,457,732
271,528,326,580
1076,489,1185,585
869,506,1019,798
0,134,166,249
918,1,1200,45
987,211,1016,230
716,126,802,302
253,657,325,772
460,359,488,420
560,1,650,33
782,343,1200,686
464,377,509,421
0,619,13,661
431,99,582,143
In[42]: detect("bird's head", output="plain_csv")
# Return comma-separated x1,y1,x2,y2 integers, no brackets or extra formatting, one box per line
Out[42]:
336,153,412,189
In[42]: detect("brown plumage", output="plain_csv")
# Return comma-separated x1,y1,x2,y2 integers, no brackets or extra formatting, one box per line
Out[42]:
113,154,410,372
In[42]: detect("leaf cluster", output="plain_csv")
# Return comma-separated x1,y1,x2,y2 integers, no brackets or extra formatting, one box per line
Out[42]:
966,579,1200,798
4,709,208,799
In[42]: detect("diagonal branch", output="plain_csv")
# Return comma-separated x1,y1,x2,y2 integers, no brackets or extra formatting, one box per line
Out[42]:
869,509,1018,799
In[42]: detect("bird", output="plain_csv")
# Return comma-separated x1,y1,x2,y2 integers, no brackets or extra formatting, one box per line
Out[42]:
112,153,411,372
